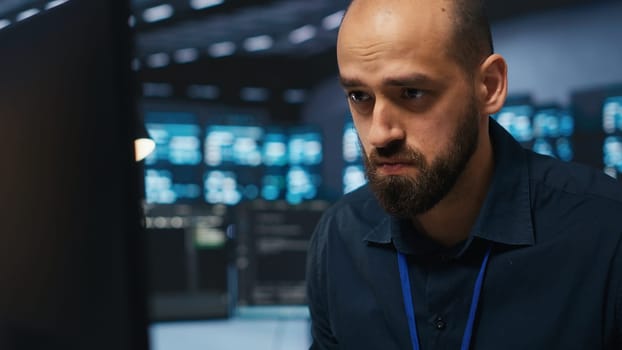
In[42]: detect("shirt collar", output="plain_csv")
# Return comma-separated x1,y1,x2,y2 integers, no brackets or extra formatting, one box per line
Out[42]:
362,117,535,249
474,118,534,247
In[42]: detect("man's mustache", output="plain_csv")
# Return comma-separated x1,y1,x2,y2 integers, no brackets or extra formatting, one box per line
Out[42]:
366,142,427,169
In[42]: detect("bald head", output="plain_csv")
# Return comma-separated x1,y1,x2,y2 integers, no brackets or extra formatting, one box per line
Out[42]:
340,0,493,74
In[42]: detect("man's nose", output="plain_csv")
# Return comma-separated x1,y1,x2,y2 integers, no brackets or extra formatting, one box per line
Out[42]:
367,99,406,149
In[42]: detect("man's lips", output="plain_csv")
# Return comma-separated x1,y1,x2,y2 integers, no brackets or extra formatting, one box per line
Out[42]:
374,161,416,174
373,157,415,166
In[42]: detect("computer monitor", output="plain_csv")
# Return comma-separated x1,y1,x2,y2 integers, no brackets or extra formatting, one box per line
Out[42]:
492,103,535,145
0,1,148,349
342,118,367,194
572,84,622,180
144,112,203,204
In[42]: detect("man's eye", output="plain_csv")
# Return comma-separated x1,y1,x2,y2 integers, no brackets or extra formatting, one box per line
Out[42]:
348,91,371,103
402,88,425,99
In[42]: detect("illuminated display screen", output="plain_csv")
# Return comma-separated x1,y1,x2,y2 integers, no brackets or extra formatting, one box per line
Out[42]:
534,109,571,138
143,112,203,204
204,168,261,205
286,166,321,204
142,110,324,205
343,164,367,194
492,103,576,162
288,128,323,166
282,128,323,204
493,105,534,143
145,123,202,166
261,169,287,201
144,111,201,166
204,170,243,205
343,121,363,163
603,136,622,178
145,168,201,204
602,96,622,179
205,125,264,167
531,107,574,161
603,96,622,134
342,119,367,194
262,129,288,167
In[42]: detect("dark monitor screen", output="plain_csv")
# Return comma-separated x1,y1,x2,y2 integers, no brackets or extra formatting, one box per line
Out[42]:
0,1,148,350
235,200,330,306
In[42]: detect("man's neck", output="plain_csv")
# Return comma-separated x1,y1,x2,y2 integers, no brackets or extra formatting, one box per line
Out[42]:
412,131,494,247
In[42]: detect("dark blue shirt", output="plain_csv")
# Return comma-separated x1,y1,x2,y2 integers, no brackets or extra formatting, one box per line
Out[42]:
306,119,622,349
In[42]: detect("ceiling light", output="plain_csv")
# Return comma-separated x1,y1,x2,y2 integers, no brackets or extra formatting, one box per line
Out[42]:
16,8,40,22
146,53,170,68
240,87,269,102
208,41,236,57
0,19,10,30
283,89,306,104
174,48,199,63
142,4,174,23
289,25,317,44
45,0,69,10
322,10,345,30
190,0,224,10
243,35,273,52
142,82,173,97
187,85,220,99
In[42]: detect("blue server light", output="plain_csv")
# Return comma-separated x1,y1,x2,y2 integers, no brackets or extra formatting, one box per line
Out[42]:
288,128,322,166
493,105,534,143
343,164,366,194
143,112,203,204
262,129,288,167
145,123,202,165
204,170,243,205
603,96,622,134
205,125,263,167
342,118,367,194
343,121,362,163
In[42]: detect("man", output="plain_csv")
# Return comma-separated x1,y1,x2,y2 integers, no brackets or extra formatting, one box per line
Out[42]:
306,0,622,349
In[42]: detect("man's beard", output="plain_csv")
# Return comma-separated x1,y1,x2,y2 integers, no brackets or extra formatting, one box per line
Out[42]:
362,98,480,218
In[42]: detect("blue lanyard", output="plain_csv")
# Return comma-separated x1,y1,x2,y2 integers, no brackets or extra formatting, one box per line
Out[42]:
397,245,492,350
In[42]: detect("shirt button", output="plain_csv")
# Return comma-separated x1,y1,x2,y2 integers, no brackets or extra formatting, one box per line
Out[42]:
435,317,446,330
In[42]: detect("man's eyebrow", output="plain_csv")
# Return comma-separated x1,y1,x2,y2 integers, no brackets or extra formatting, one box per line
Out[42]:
382,74,433,87
339,76,363,88
339,74,435,88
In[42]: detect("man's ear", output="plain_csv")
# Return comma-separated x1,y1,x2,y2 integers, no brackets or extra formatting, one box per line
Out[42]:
476,54,508,116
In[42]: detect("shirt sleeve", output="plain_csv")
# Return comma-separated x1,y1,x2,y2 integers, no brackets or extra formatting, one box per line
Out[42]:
306,213,339,350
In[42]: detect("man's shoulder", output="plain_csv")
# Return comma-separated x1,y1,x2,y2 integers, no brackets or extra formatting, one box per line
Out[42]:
527,150,622,209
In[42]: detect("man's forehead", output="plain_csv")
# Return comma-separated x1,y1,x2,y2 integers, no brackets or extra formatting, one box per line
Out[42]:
339,0,455,43
338,1,456,65
345,0,454,19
